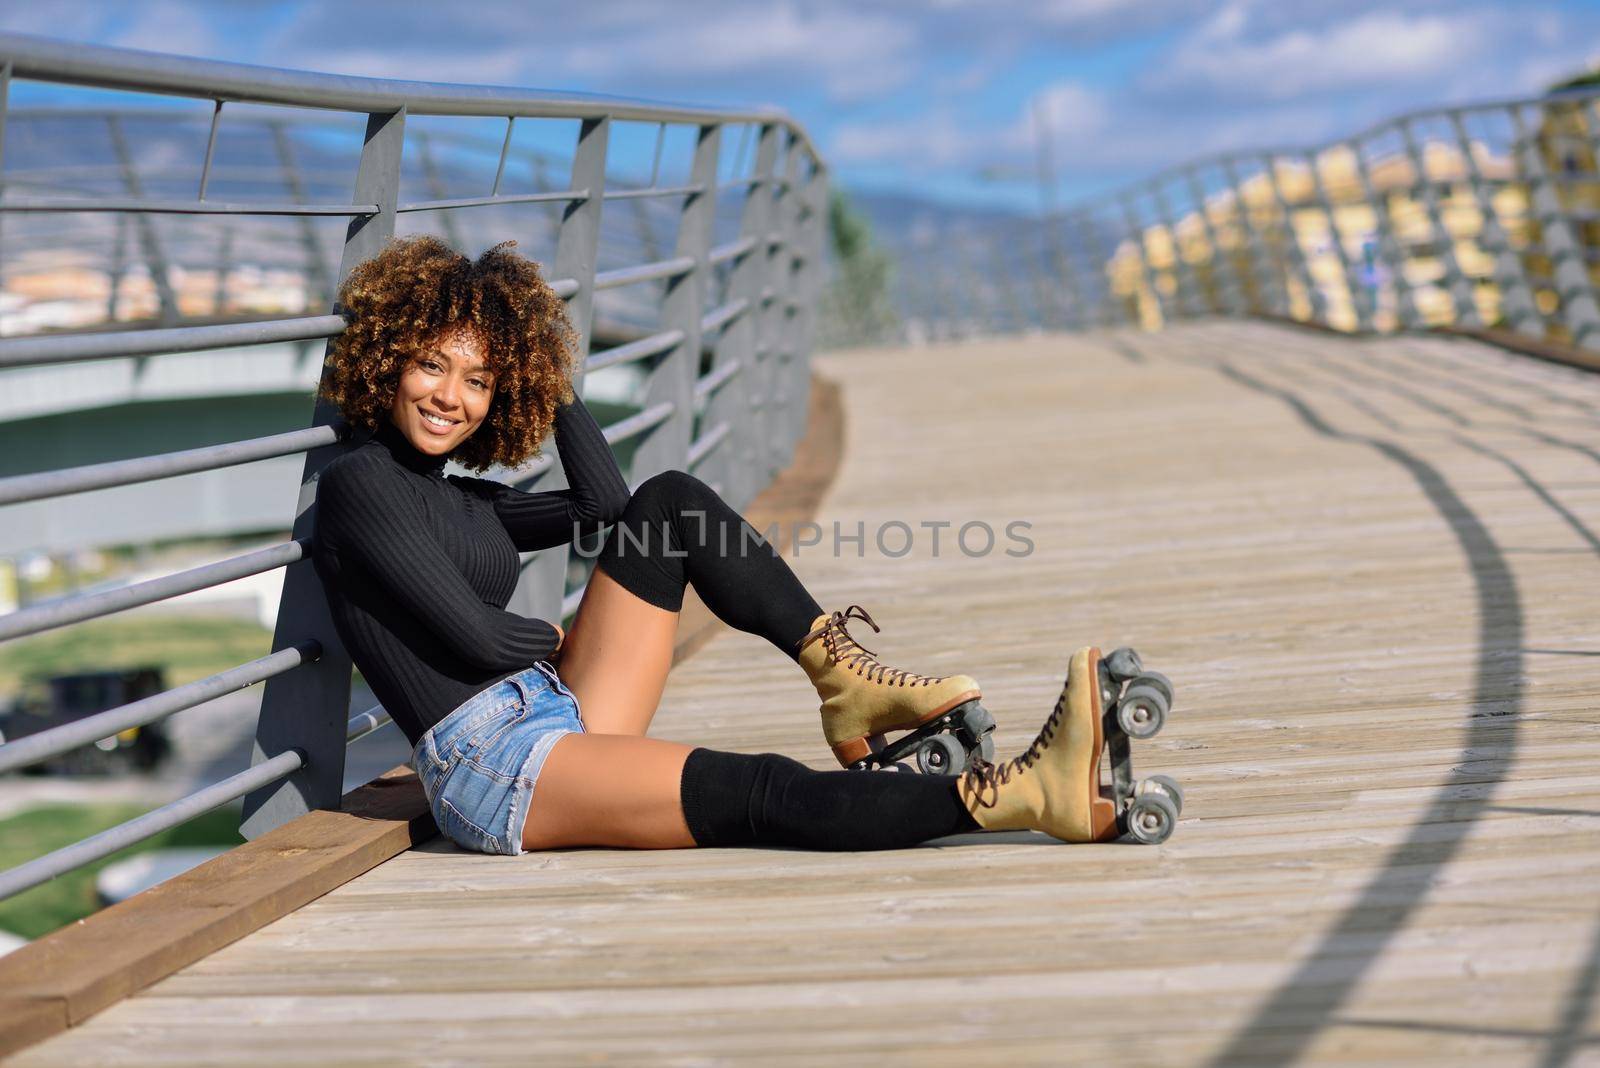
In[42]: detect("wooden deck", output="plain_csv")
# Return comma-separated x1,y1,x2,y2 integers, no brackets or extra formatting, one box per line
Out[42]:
12,321,1600,1066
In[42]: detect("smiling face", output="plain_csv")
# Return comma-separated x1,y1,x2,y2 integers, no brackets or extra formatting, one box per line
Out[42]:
387,324,496,457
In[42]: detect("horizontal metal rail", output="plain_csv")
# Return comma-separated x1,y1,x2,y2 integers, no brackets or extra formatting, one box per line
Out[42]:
686,421,731,467
585,328,685,373
593,255,696,291
0,425,342,505
601,401,676,445
601,184,704,201
346,705,392,744
694,357,742,400
0,643,318,774
700,297,750,335
0,196,377,216
0,539,308,641
709,236,757,265
0,748,305,901
0,315,347,369
395,189,587,213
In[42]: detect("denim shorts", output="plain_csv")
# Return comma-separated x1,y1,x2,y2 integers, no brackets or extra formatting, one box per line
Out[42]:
411,661,585,855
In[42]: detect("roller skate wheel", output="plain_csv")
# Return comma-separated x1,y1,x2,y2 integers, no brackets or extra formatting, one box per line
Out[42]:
1136,774,1185,817
1126,792,1178,845
1104,647,1144,683
1117,685,1168,739
1133,670,1174,706
914,733,966,775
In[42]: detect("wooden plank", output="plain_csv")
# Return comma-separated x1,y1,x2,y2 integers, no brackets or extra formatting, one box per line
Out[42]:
9,324,1600,1066
0,1001,66,1061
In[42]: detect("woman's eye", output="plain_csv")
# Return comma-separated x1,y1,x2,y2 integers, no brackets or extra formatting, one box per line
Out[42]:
470,379,489,390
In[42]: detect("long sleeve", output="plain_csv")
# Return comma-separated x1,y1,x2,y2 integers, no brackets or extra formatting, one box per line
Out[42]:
315,456,560,670
478,395,632,552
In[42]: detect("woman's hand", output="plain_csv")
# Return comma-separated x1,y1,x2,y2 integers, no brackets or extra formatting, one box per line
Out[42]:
551,621,565,649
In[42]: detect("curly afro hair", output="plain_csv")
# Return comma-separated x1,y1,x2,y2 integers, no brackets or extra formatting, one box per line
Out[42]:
318,235,578,473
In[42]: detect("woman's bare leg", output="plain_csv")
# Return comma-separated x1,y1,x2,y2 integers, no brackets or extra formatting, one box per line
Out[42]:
521,733,695,849
551,565,678,736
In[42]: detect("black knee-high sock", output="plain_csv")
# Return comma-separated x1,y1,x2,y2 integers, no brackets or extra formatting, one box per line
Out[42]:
679,748,980,851
591,469,823,660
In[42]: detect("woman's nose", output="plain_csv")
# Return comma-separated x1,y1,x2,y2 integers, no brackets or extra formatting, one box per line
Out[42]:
432,375,462,407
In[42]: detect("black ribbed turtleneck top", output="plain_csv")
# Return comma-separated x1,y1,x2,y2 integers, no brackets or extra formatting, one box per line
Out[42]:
311,397,631,747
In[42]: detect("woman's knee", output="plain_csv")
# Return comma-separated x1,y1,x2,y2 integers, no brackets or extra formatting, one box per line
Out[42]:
627,469,712,516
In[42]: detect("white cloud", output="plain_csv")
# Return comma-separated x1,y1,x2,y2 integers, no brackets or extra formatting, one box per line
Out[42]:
832,109,976,168
109,1,224,59
562,5,920,102
1156,4,1495,99
1012,81,1110,147
831,80,1109,175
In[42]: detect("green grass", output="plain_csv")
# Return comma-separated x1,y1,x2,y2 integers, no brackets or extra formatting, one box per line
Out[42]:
0,615,275,698
0,802,245,940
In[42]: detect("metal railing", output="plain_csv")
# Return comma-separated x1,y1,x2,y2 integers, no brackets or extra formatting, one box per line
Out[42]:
0,33,826,901
891,84,1600,354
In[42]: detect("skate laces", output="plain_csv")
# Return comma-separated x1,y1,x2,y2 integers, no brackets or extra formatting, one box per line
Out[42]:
963,687,1067,809
797,605,938,687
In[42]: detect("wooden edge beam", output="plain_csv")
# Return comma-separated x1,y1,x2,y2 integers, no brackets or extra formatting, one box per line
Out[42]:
1430,324,1600,374
0,369,845,1062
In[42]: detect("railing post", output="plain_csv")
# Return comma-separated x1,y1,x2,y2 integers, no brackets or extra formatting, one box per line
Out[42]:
1305,147,1371,333
508,114,610,625
240,107,405,838
1220,156,1284,318
753,135,800,476
1449,109,1541,337
1181,166,1241,317
1148,178,1205,318
1261,153,1326,325
1513,101,1600,349
712,123,778,509
1118,193,1166,327
1398,118,1481,328
631,123,719,480
1348,134,1421,332
785,148,826,456
769,135,810,466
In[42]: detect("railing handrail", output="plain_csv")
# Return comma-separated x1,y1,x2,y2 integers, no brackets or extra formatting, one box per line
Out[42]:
0,32,822,160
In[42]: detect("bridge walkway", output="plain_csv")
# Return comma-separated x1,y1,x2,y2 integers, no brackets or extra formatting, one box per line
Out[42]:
11,321,1600,1065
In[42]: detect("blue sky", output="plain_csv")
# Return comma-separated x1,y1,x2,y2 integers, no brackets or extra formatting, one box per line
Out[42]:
3,1,1598,211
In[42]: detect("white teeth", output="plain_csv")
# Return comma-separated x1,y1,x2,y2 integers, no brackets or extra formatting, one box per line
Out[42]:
421,412,457,427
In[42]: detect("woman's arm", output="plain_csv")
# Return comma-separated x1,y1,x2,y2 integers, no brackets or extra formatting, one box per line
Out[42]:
478,394,632,552
317,456,561,669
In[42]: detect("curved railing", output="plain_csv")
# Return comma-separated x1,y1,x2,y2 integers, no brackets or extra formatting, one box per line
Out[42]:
895,85,1600,356
0,32,826,900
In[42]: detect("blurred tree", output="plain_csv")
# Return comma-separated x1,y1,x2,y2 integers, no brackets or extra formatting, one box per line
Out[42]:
1549,69,1600,92
819,190,899,348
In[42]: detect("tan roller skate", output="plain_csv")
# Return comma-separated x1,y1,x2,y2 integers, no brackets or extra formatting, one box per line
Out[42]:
797,605,994,773
959,645,1184,844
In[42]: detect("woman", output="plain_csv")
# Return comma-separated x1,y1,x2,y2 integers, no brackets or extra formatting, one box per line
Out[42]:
312,235,1116,856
